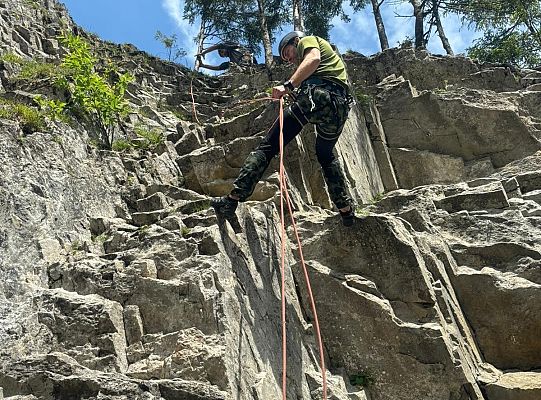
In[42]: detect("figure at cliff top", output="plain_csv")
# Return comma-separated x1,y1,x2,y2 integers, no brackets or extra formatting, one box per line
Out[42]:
196,41,257,71
211,30,356,226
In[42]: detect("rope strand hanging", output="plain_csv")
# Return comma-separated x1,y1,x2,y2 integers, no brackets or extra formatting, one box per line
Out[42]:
277,97,328,400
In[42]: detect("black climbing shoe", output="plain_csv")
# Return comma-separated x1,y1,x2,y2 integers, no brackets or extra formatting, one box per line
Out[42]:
339,206,355,227
211,196,238,219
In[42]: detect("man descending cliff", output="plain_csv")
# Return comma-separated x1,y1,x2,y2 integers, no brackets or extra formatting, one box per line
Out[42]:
211,31,355,226
196,41,256,71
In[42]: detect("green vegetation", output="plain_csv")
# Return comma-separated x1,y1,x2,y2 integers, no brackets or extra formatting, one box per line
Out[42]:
171,109,192,121
178,199,211,215
448,0,541,68
159,104,192,121
87,138,101,149
111,125,164,152
355,205,371,218
154,30,187,63
17,60,59,81
138,225,150,239
69,240,84,254
0,52,25,64
352,84,372,108
126,175,136,185
2,36,136,147
0,98,47,134
349,371,374,388
52,134,63,144
433,79,450,94
1,52,65,83
92,233,109,244
111,138,133,152
58,34,134,148
468,30,541,67
370,192,385,204
1,55,69,130
23,0,40,8
355,192,385,217
134,125,163,146
34,95,68,122
180,226,191,237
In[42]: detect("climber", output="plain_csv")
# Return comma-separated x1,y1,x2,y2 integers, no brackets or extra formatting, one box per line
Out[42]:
196,41,256,71
211,31,355,226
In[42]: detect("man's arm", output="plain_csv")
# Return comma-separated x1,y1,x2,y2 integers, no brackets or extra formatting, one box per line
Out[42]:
199,43,225,56
272,47,320,99
198,60,229,71
289,47,320,87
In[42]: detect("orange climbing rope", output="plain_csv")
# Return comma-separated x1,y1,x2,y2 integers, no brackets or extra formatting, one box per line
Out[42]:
189,78,201,125
192,89,328,397
277,98,328,400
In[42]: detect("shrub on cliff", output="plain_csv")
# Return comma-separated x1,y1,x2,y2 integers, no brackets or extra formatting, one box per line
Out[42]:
57,34,134,148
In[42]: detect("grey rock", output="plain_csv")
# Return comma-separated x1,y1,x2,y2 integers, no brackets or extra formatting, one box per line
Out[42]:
483,372,541,400
128,259,157,279
468,177,500,188
136,192,169,212
175,120,196,139
37,289,128,373
502,177,522,198
174,131,201,156
453,267,541,370
510,197,541,218
123,305,144,346
157,215,186,231
435,186,509,213
89,217,127,236
2,1,541,399
522,189,541,205
389,147,465,188
516,172,541,193
131,210,165,227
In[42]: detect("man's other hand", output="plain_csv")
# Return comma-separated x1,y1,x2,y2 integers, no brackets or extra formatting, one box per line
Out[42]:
272,85,288,99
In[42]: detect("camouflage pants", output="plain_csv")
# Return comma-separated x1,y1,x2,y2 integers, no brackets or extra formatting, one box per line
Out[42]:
231,79,352,209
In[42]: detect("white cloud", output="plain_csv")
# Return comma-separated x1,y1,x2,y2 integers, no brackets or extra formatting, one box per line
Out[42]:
161,0,200,62
162,0,183,26
330,4,384,55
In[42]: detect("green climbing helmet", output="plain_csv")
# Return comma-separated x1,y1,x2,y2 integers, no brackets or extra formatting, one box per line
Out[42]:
279,31,305,60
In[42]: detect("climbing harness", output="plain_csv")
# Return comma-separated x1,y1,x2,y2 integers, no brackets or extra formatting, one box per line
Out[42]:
277,98,328,400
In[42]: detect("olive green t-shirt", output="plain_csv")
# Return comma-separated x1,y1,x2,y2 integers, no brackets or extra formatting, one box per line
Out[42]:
296,36,348,87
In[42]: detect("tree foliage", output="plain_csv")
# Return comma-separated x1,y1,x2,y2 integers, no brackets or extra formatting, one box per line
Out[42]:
442,0,541,66
301,0,346,39
182,0,541,69
185,0,287,56
154,31,187,63
468,30,541,67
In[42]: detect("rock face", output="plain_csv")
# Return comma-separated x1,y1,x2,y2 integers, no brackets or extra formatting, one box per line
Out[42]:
345,50,541,190
0,1,540,400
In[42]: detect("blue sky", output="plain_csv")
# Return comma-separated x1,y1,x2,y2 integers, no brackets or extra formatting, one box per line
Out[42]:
59,0,482,71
